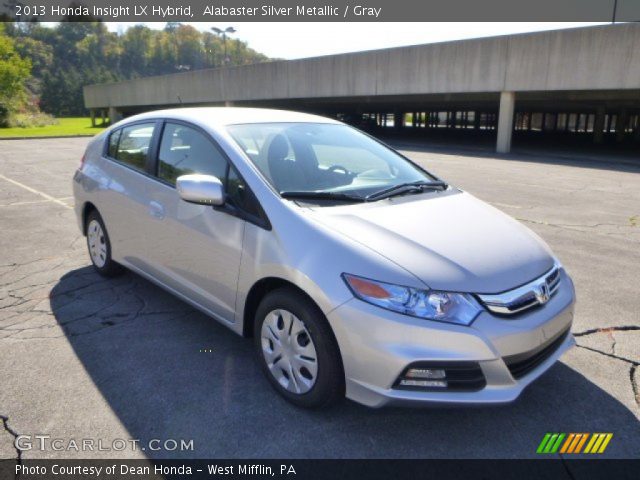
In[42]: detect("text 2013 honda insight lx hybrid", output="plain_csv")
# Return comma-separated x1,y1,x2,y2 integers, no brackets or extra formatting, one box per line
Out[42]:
73,108,576,408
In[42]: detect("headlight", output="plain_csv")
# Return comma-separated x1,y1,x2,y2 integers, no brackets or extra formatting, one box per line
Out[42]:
342,273,481,325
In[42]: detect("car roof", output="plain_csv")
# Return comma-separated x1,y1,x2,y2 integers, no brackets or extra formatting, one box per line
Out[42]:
119,107,342,128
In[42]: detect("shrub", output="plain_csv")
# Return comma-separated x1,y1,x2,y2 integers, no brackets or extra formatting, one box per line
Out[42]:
6,111,58,128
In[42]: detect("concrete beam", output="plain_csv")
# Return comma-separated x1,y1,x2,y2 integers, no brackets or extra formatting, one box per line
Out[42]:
496,92,515,153
83,24,640,111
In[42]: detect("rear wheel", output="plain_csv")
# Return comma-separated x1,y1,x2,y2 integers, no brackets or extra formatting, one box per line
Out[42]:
86,210,124,277
254,287,344,408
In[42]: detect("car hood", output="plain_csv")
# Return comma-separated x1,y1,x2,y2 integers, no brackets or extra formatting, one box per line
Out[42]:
306,190,555,294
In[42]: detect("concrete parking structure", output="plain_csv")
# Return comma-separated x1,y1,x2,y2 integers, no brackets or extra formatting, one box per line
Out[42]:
85,24,640,154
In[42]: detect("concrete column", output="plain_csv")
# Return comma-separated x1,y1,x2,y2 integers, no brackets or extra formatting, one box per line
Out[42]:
496,91,515,153
593,106,605,144
90,109,96,127
616,110,628,142
393,112,403,130
108,107,120,125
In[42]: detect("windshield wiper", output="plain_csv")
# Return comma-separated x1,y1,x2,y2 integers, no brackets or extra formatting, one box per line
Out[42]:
365,180,448,201
280,191,365,202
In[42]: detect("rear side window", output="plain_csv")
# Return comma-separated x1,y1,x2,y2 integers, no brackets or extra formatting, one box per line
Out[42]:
158,123,227,185
112,123,155,172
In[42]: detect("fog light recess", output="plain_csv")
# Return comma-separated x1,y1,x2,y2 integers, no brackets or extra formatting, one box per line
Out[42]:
393,362,486,392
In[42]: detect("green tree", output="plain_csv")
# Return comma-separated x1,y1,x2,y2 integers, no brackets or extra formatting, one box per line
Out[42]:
0,24,31,126
4,22,271,117
120,25,152,75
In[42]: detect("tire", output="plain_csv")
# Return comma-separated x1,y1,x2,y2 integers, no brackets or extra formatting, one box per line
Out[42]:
254,287,344,408
85,210,124,277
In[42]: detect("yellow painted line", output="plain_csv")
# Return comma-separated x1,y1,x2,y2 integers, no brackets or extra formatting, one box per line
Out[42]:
0,173,71,209
597,434,613,453
560,433,575,454
574,433,589,453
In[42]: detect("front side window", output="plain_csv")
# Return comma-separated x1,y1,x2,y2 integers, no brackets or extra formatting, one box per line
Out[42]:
113,123,155,172
158,123,227,185
226,123,437,199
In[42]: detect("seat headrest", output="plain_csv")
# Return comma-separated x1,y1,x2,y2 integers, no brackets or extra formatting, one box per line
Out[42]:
268,134,289,161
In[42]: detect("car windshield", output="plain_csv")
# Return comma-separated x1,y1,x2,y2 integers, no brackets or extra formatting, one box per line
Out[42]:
226,123,439,201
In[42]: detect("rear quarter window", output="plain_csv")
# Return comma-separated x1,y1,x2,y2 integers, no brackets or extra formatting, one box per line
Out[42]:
107,129,121,158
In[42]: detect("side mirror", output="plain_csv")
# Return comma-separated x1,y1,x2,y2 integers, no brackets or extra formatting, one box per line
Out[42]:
176,174,225,206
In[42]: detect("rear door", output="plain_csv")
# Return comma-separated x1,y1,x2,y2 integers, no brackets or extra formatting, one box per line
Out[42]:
143,121,249,324
98,121,160,269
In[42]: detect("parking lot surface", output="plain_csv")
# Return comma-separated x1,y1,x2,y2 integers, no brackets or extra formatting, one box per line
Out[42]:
0,138,638,460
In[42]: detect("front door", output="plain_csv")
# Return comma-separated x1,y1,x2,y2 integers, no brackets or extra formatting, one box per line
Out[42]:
143,121,245,324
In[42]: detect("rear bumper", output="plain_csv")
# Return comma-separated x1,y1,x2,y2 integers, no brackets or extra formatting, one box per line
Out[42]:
326,270,576,408
72,170,85,233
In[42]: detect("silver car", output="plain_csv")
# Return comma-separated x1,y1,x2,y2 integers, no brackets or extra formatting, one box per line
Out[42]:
73,107,576,408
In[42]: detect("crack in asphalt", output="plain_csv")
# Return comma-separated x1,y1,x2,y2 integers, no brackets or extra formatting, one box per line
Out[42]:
515,218,640,244
572,325,640,408
573,325,640,336
517,217,637,230
1,310,196,341
574,326,640,357
1,256,192,340
575,343,640,410
559,455,577,480
574,343,639,367
631,365,640,407
0,414,22,478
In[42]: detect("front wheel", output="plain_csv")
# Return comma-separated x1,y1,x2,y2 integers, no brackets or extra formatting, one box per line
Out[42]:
86,210,124,277
254,287,344,408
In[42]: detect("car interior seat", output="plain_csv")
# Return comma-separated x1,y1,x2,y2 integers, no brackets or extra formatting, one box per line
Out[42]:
267,134,307,192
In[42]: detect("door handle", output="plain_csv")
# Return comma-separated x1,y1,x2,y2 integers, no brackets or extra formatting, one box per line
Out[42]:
149,201,165,219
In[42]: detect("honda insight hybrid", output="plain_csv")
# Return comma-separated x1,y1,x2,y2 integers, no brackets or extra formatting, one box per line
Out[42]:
73,108,576,408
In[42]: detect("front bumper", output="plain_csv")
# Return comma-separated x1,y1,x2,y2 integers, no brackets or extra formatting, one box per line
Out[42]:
326,271,576,408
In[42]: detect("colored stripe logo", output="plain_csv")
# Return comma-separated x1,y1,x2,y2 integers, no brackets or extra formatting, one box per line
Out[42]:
537,433,613,454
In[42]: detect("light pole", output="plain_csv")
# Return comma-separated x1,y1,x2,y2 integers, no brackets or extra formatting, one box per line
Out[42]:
211,26,236,65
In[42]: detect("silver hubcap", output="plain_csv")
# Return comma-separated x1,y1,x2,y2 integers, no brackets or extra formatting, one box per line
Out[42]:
87,219,107,268
261,309,318,394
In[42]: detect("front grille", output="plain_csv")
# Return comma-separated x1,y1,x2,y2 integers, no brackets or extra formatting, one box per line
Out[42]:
393,362,486,392
477,263,562,316
503,328,570,379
